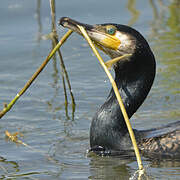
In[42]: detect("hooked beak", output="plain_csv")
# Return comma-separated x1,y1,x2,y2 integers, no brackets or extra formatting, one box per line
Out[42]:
59,17,94,37
59,17,121,54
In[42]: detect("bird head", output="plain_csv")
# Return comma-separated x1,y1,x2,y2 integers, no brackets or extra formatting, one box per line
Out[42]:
59,17,154,70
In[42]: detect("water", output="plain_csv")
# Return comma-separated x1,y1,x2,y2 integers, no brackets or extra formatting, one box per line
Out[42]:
0,0,180,179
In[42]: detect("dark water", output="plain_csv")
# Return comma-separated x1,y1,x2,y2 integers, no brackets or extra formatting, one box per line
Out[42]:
0,0,180,179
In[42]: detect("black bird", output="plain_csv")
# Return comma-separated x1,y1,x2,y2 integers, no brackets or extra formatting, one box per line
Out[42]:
59,17,180,159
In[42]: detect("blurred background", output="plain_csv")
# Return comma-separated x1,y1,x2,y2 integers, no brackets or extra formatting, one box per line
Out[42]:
0,0,179,179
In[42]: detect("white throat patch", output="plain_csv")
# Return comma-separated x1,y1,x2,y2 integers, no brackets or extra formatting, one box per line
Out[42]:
115,31,133,49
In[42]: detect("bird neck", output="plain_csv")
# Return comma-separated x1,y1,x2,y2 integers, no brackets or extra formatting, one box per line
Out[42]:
90,52,155,149
97,53,156,130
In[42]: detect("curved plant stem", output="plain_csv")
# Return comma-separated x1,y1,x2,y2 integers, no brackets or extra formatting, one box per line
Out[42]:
50,0,75,118
77,25,144,171
52,36,76,116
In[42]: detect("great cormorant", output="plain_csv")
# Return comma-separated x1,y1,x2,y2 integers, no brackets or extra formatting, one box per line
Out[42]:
59,17,180,159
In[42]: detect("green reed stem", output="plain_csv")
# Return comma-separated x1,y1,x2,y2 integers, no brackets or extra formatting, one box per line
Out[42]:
0,30,73,119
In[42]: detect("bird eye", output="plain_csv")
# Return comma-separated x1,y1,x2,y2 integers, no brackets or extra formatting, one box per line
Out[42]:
106,26,116,35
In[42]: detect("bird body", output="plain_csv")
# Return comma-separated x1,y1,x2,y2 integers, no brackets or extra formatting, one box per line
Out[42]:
59,17,180,159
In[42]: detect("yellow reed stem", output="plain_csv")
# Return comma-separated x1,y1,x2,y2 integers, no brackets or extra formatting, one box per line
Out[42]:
0,30,73,119
105,54,132,69
77,25,143,171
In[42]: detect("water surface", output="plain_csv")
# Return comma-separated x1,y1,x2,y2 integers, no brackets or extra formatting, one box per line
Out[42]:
0,0,180,179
